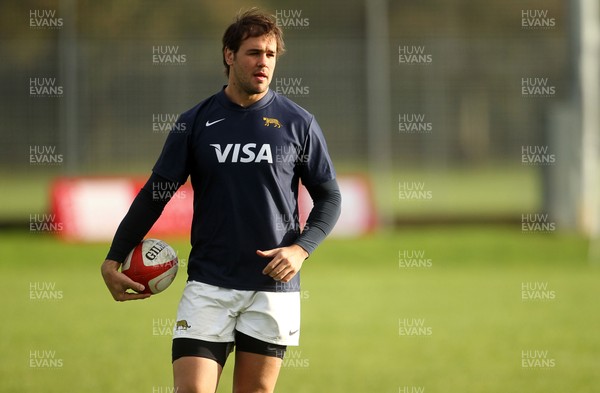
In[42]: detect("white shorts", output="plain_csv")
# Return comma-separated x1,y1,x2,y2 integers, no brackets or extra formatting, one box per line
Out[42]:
173,281,301,346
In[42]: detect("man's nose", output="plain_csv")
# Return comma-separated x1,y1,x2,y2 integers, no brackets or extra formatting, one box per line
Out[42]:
257,54,268,67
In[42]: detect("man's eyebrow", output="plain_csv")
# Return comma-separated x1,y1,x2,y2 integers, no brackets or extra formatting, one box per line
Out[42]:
245,47,276,53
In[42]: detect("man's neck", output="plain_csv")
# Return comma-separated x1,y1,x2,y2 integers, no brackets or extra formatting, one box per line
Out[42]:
224,84,268,108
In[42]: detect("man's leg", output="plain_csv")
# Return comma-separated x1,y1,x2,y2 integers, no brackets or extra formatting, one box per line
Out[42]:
231,330,287,393
172,338,234,393
232,351,282,393
173,356,222,393
171,282,239,392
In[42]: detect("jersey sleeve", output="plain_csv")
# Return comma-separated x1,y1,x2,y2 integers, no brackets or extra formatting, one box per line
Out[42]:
294,178,342,255
152,111,195,184
297,116,336,186
105,173,179,263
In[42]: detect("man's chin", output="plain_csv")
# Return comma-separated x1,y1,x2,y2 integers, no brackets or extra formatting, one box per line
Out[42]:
249,85,269,95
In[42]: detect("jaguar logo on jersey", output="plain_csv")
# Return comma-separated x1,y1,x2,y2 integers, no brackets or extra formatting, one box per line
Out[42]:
263,117,282,128
210,143,273,163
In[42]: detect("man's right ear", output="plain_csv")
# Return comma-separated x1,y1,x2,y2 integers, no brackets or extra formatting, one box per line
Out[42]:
224,47,235,66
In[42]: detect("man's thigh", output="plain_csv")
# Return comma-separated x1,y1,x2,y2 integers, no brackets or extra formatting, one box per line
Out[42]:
232,351,283,393
173,356,222,393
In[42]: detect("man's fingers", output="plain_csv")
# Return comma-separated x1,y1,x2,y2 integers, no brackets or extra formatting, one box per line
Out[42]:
266,259,295,280
102,259,150,301
115,292,151,302
258,249,281,275
115,277,149,299
257,246,305,280
121,275,146,293
262,259,279,275
256,249,278,258
272,267,290,281
278,271,294,283
110,282,151,301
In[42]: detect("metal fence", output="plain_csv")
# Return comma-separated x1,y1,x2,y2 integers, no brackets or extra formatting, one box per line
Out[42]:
2,0,597,232
0,1,569,171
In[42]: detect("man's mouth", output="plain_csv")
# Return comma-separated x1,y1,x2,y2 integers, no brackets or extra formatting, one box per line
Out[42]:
254,71,268,81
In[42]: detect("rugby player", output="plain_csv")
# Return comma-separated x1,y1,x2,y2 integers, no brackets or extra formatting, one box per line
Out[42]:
101,9,341,393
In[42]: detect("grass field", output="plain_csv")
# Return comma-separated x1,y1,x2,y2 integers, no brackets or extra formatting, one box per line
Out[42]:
1,227,598,392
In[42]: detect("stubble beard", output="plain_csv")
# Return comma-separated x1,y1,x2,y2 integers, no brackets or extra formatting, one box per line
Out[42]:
231,64,270,96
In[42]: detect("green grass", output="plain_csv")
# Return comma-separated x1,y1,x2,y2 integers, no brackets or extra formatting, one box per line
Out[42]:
0,227,598,392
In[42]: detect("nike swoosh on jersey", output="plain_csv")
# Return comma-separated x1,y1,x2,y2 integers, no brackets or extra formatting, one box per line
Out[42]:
206,118,226,127
289,329,299,336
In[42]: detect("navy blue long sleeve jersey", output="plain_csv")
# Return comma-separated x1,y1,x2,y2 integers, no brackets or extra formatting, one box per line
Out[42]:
110,88,340,292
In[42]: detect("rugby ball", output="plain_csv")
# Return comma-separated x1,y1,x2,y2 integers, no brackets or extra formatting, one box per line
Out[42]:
122,239,178,294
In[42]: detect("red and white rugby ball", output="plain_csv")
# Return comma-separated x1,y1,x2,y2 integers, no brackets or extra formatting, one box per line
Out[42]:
122,239,178,294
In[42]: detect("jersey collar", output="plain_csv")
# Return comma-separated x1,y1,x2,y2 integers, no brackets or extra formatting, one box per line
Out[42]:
217,86,275,111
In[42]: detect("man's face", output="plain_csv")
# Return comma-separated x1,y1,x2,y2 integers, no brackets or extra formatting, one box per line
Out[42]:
225,34,277,96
